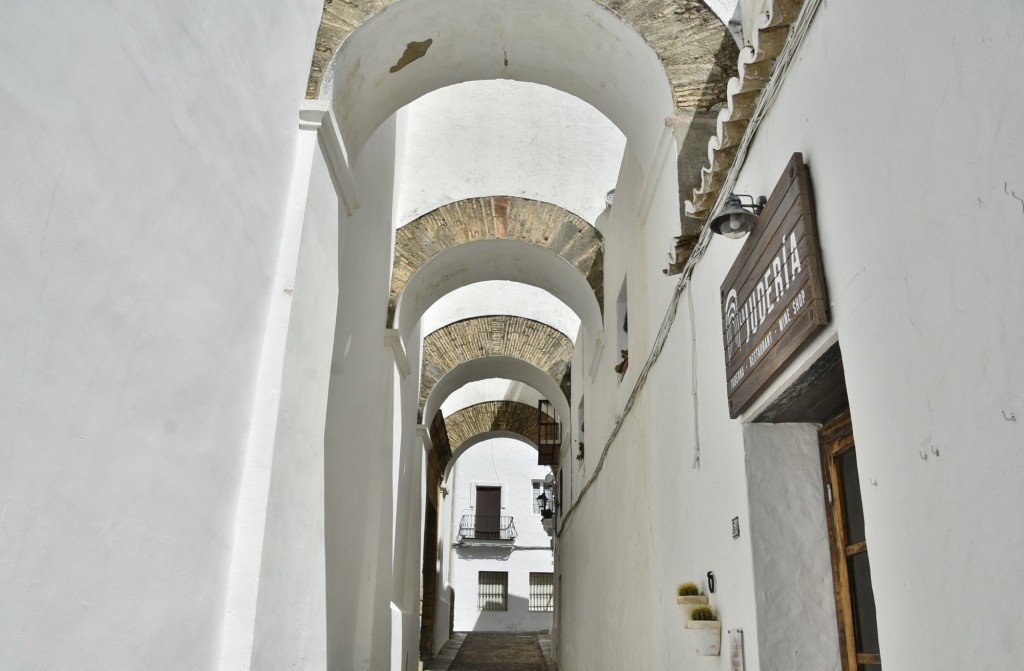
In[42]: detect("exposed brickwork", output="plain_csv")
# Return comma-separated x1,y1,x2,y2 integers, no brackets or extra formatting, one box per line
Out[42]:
388,197,603,328
445,401,560,461
420,316,573,413
596,0,738,111
306,0,737,115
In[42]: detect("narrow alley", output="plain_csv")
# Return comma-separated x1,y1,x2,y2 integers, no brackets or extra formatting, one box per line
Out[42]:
426,632,559,671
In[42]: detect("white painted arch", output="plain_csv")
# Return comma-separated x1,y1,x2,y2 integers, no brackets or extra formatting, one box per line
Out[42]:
395,239,602,345
419,281,581,343
322,0,674,167
426,363,569,434
443,430,542,483
395,80,627,227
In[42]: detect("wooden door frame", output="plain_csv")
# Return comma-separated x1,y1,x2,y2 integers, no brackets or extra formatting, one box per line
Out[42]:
819,410,882,670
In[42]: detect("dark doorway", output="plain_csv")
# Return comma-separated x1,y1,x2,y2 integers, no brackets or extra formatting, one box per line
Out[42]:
475,486,501,538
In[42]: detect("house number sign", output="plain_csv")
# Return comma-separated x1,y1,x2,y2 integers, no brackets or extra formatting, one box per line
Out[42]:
720,153,830,418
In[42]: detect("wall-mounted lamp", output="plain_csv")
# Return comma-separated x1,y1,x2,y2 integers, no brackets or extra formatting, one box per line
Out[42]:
537,491,554,519
709,193,767,239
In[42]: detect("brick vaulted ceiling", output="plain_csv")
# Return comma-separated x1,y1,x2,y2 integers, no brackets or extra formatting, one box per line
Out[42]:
388,196,603,328
306,0,738,114
419,315,573,412
444,401,561,465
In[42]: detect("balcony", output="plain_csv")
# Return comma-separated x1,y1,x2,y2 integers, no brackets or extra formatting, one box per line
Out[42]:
456,515,518,544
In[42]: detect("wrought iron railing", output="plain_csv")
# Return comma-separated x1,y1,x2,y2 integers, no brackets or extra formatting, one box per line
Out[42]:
456,515,517,543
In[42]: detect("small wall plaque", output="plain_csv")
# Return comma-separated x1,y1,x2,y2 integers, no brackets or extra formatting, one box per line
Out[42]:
729,629,745,671
732,516,740,539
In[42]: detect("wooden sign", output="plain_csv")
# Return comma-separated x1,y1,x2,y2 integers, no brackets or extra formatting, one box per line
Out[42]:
721,153,829,418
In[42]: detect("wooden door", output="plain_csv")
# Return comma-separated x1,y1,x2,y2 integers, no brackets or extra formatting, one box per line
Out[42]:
475,486,501,538
821,411,882,670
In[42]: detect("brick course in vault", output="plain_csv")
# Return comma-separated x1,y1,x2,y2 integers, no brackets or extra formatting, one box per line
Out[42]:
420,315,573,413
388,197,603,327
445,401,560,466
306,0,738,113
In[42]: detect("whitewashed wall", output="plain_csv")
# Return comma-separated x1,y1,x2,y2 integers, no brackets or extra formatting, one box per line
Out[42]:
396,80,624,227
322,117,404,671
558,2,1024,671
447,439,554,633
248,129,340,669
0,2,322,669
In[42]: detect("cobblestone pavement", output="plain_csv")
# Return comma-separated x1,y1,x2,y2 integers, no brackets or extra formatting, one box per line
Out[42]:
425,632,558,671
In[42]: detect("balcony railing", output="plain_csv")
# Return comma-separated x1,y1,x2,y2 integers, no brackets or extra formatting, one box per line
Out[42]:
456,515,517,543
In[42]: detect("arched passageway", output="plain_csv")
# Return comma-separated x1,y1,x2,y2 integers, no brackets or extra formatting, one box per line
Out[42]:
419,315,573,418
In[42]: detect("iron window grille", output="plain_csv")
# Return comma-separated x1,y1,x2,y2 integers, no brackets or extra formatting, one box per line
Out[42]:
529,572,554,612
478,571,508,611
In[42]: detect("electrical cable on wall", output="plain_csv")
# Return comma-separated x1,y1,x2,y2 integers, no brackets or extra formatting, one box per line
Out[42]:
558,0,825,536
688,287,701,469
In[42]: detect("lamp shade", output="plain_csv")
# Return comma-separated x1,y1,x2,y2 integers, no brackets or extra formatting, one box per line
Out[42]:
709,195,759,238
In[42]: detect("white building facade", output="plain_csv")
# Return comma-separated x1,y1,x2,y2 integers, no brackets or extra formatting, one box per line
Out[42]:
2,1,1024,671
445,438,554,633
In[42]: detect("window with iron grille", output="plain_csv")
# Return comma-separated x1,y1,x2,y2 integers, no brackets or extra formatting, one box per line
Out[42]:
477,571,508,611
529,572,554,612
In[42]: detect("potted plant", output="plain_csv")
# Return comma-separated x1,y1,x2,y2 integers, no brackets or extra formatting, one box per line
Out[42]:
685,605,721,656
675,582,708,621
614,349,629,375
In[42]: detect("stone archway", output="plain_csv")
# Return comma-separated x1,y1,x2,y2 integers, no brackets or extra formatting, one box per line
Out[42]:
419,315,573,414
389,197,603,328
445,401,561,468
306,0,737,113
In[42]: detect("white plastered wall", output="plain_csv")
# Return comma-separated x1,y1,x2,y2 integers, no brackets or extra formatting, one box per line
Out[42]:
395,80,625,227
0,2,323,669
558,2,1024,670
744,423,840,670
723,1,1024,667
321,117,406,671
446,439,554,633
247,114,341,670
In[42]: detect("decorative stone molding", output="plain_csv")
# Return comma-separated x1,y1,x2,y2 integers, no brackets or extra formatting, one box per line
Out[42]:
419,316,573,412
445,401,560,465
388,196,603,327
306,1,737,115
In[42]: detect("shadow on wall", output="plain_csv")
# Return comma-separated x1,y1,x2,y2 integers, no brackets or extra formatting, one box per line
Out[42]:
463,594,552,633
675,32,742,242
454,544,514,561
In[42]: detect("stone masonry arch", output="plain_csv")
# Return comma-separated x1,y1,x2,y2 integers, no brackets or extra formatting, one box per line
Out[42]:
307,0,737,113
422,360,570,434
389,197,603,328
419,315,573,412
444,401,561,470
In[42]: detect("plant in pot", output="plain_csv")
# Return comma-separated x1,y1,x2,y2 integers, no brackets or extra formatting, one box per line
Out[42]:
675,582,708,622
685,605,722,656
614,349,629,375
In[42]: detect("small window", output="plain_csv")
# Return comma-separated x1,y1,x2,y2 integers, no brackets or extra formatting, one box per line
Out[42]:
532,480,544,513
529,572,554,612
478,571,508,611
